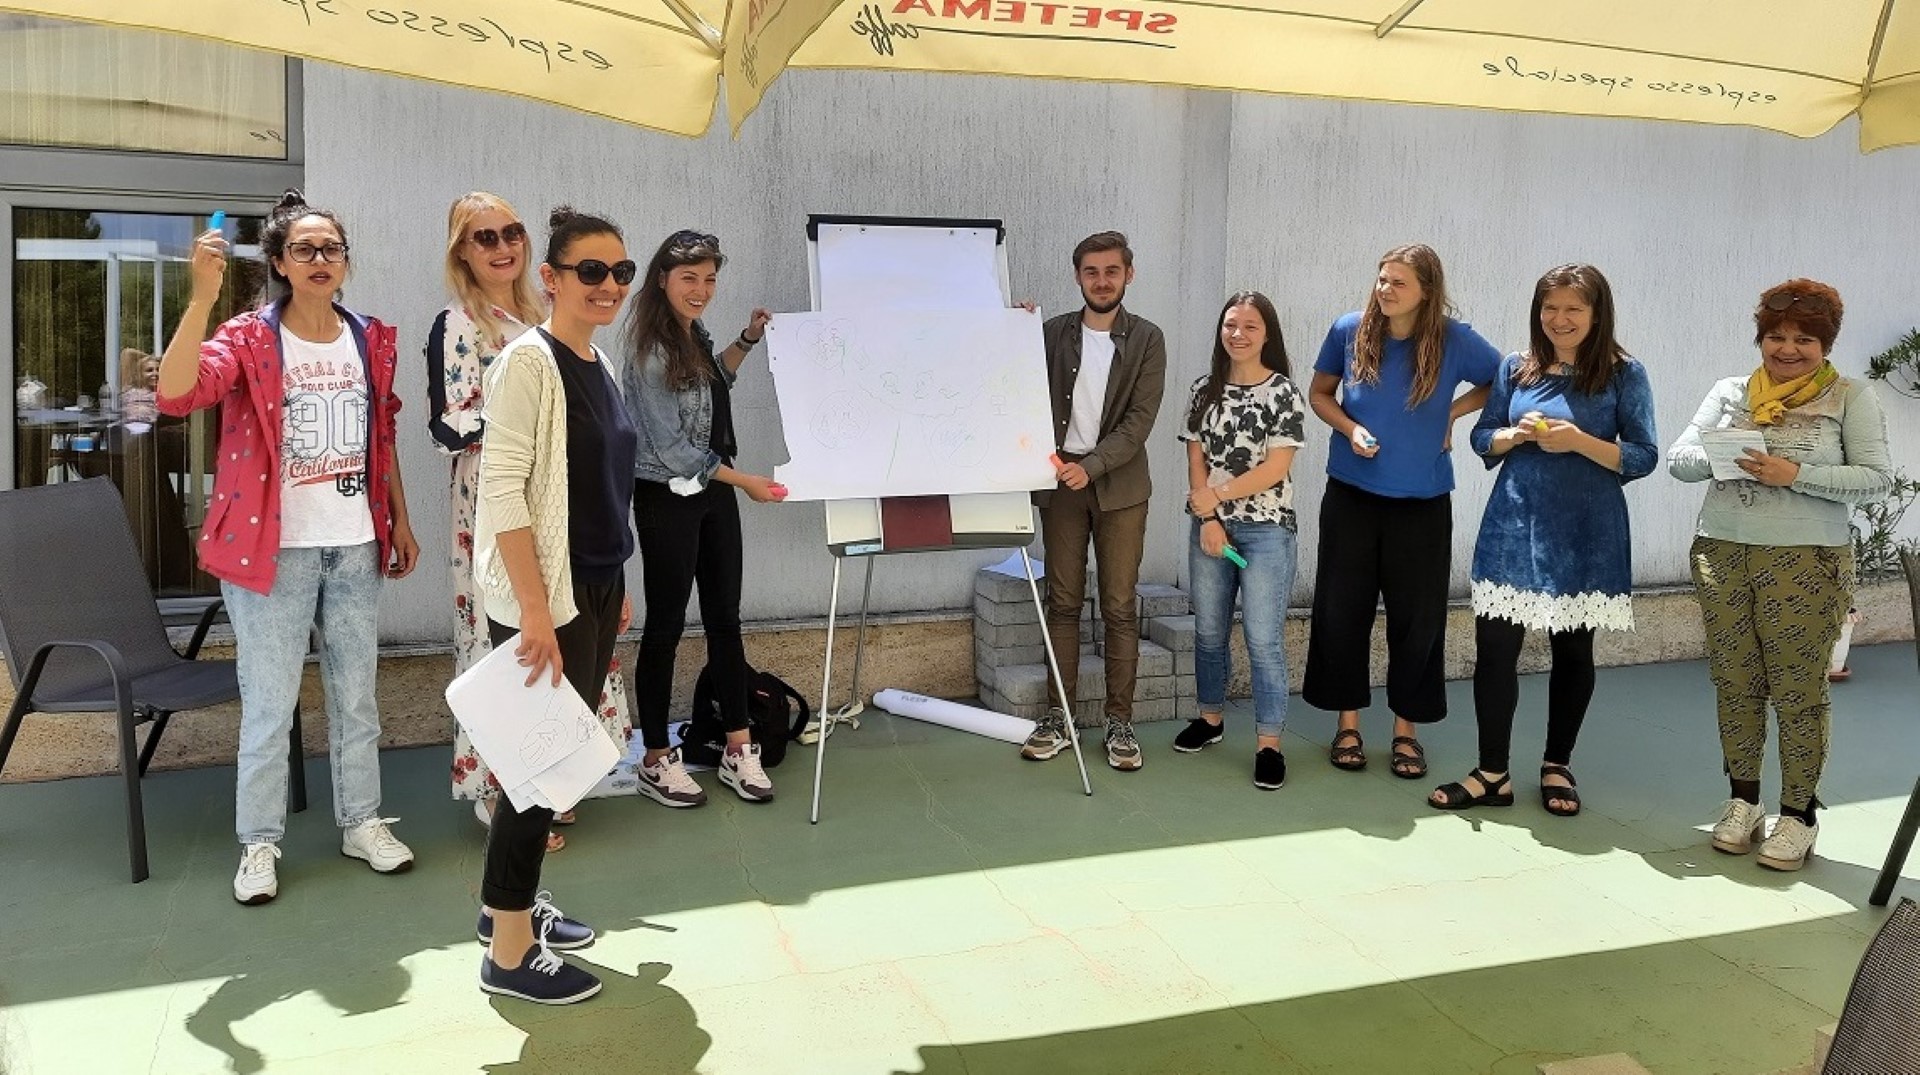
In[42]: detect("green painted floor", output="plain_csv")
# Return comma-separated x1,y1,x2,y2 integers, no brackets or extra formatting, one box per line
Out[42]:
3,646,1916,1075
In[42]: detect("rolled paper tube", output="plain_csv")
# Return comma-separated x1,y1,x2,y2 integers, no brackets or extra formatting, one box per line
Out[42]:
873,689,1039,745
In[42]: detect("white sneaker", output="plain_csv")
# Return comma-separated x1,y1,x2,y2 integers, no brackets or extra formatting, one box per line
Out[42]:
718,743,775,802
636,748,707,808
233,842,281,905
341,817,414,873
1757,816,1819,871
1710,798,1768,854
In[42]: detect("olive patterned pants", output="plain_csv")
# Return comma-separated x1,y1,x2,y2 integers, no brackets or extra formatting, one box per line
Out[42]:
1689,536,1852,811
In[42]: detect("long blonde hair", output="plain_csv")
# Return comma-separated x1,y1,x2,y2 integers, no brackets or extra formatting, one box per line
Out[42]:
1350,243,1452,408
443,192,544,348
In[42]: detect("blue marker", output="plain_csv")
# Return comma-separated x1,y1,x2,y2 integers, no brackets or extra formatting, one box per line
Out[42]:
209,211,226,232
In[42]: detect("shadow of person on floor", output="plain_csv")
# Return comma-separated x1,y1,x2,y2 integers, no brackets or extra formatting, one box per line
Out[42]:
184,936,417,1074
482,961,708,1075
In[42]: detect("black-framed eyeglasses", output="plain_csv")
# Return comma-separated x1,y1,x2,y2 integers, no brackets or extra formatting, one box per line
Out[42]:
469,222,527,249
552,259,637,286
1763,292,1827,313
286,241,349,264
669,229,719,248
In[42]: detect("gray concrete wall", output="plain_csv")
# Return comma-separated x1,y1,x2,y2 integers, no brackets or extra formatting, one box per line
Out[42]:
300,65,1920,645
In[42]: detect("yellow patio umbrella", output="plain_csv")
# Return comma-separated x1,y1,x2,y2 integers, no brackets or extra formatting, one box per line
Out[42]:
755,0,1920,151
0,0,732,137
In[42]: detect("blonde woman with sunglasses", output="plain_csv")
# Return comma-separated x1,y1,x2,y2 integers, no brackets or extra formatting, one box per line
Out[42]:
427,192,634,850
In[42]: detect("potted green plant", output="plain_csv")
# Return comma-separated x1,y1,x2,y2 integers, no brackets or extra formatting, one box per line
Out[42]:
1839,469,1920,679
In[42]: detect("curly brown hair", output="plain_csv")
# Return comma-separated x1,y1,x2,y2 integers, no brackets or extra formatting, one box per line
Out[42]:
1754,278,1843,354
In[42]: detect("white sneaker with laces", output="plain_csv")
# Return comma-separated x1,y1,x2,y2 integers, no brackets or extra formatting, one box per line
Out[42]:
718,743,775,802
1710,798,1768,854
1757,816,1819,871
233,842,281,905
341,817,414,873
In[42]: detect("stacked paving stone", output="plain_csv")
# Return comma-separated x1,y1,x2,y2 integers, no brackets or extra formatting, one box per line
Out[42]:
973,568,1195,727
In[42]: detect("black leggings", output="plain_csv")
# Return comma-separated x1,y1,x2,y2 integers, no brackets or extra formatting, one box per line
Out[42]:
633,478,749,750
1302,478,1453,723
481,576,623,911
1472,614,1595,773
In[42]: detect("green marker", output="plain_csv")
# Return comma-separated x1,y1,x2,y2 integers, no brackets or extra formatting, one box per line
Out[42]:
1222,545,1248,568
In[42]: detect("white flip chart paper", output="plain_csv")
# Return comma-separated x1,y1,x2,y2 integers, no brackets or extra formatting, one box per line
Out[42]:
445,634,622,814
766,307,1056,501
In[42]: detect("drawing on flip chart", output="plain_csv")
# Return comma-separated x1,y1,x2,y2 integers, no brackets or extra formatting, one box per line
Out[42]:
766,307,1055,501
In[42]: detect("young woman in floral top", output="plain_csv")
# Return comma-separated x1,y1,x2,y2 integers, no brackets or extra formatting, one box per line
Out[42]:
1174,292,1308,791
426,192,634,849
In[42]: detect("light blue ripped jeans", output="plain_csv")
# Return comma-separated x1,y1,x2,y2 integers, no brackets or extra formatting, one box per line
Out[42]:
1189,518,1298,738
221,542,384,844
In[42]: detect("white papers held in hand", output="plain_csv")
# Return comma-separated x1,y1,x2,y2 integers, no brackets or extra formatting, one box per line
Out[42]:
1700,428,1770,482
445,633,621,815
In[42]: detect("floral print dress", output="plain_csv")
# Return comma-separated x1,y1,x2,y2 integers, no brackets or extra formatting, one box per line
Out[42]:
427,303,635,800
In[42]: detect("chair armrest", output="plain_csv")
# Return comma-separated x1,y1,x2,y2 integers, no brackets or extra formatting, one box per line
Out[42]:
183,599,228,660
14,639,132,714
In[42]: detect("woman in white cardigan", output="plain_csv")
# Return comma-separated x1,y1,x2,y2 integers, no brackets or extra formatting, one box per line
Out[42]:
469,206,638,1005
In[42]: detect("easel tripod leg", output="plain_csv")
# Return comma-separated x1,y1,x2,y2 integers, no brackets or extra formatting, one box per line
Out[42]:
1024,548,1092,796
811,558,843,825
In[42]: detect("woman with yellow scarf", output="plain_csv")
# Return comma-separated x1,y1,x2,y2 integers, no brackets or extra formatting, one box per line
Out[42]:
1668,279,1891,872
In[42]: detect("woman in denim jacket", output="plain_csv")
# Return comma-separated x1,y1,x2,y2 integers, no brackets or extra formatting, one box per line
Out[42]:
1430,264,1657,818
620,229,786,809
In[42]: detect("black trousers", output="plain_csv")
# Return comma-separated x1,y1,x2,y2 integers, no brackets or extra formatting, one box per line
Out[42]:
481,575,624,911
1472,614,1595,773
1302,478,1453,724
633,478,749,750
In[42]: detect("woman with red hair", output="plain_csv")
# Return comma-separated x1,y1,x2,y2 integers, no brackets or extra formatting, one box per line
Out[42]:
1668,278,1891,871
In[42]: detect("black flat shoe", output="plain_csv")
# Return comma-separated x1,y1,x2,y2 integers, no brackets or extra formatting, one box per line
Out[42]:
1430,768,1514,810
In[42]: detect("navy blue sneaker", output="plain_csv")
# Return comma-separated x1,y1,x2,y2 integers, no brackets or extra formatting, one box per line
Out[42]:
477,891,595,950
480,918,601,1005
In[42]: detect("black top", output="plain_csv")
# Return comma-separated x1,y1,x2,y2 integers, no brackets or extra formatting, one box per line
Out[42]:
540,328,637,584
694,322,737,461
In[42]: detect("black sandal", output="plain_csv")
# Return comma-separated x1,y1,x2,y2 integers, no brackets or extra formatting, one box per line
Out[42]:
1388,736,1427,780
1430,769,1514,810
1329,728,1367,771
1540,764,1581,817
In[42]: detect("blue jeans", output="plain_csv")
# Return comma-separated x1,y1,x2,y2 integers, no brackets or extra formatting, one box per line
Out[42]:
222,543,384,844
1190,519,1297,738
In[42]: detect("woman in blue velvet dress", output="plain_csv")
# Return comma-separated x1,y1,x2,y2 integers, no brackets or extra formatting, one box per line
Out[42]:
1430,264,1657,817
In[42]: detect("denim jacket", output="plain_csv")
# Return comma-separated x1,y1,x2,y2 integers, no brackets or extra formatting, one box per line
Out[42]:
622,320,735,485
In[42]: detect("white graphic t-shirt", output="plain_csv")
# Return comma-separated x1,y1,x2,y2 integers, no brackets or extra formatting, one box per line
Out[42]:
278,325,375,548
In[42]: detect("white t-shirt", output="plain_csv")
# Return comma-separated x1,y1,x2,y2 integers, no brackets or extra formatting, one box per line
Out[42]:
1063,326,1115,454
278,325,375,548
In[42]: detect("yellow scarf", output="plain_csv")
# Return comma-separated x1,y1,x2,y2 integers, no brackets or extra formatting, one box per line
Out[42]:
1747,361,1837,425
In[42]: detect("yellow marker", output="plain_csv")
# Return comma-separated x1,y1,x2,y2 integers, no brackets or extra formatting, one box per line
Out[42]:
1533,419,1550,434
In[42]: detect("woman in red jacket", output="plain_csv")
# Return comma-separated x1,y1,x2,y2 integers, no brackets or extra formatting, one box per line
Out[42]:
158,190,419,907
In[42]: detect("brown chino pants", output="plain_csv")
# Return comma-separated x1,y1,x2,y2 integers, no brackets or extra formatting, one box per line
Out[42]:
1040,481,1148,722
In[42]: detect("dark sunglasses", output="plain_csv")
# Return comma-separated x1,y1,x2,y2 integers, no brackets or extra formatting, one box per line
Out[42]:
552,258,637,286
1763,292,1828,313
469,222,527,249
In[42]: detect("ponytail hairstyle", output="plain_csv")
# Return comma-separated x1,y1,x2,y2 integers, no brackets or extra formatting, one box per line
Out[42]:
444,191,545,348
625,228,727,391
1519,263,1628,396
259,188,348,307
1187,291,1290,433
1349,243,1451,408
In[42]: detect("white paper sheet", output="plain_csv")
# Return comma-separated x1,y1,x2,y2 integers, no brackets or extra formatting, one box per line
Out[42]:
445,634,622,814
816,224,1003,311
766,308,1056,501
873,688,1039,745
1700,428,1770,481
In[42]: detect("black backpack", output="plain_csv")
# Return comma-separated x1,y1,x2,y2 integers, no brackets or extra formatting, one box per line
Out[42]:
677,665,811,769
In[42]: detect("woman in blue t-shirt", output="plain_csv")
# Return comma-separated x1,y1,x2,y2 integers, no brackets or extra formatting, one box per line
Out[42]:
1302,244,1500,778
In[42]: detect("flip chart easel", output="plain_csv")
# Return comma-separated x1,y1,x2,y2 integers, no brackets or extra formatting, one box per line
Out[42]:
804,214,1091,823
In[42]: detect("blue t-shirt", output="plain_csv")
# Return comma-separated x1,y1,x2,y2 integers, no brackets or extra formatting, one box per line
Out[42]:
1312,312,1501,498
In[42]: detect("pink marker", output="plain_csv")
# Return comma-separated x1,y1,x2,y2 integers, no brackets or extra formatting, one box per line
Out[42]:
1049,452,1064,469
767,482,788,499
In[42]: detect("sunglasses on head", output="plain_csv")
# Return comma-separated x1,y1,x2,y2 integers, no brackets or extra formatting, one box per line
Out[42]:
1763,292,1827,313
469,222,527,249
669,229,719,248
552,258,637,286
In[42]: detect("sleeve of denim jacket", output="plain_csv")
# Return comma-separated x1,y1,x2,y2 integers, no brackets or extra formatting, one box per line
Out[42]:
623,346,722,482
1791,379,1893,505
1470,355,1517,465
1667,379,1731,483
1613,359,1659,484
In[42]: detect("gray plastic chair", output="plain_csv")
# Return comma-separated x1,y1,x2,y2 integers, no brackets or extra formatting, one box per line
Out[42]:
0,478,304,883
1822,897,1919,1074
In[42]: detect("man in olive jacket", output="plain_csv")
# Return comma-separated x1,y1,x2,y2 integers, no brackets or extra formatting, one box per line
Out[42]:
1023,231,1167,771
